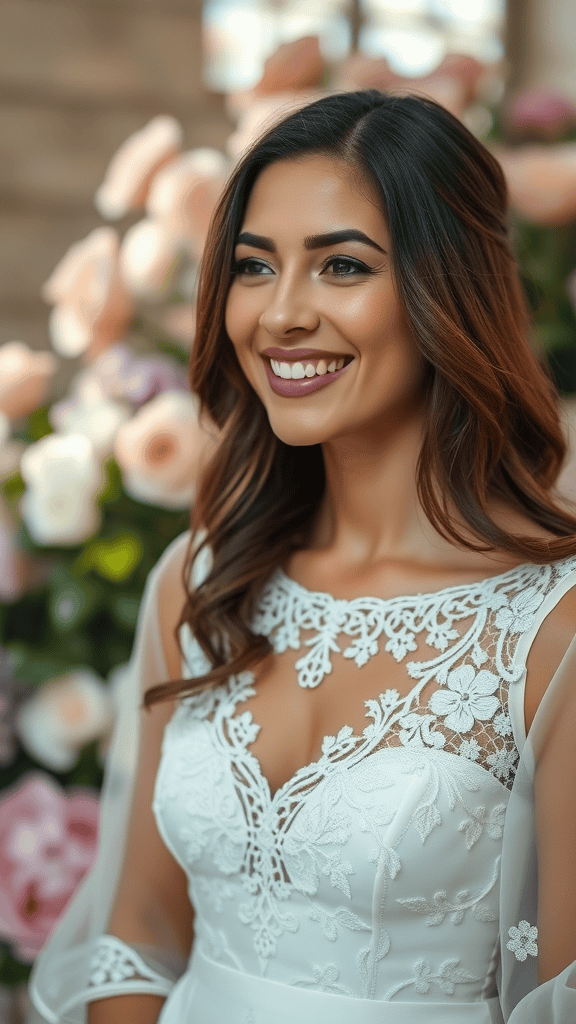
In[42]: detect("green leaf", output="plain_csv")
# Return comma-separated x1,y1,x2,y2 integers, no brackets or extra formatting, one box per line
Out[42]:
76,532,144,582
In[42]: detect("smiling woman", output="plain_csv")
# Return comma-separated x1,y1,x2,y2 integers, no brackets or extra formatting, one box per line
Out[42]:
28,91,576,1024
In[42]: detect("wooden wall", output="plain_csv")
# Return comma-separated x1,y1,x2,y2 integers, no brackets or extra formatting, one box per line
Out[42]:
0,0,232,373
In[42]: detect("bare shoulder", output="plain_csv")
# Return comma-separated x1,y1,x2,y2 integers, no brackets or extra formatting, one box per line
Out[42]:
524,566,576,734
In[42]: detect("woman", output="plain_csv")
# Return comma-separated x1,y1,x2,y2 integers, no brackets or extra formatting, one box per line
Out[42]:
28,90,576,1023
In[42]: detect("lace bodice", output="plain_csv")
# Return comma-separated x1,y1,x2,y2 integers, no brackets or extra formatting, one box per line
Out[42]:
141,554,576,1010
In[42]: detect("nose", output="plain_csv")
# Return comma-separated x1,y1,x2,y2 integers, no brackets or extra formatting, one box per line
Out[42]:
258,275,320,338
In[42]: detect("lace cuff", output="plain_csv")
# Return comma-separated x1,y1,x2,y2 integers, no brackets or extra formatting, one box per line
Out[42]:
83,934,184,1005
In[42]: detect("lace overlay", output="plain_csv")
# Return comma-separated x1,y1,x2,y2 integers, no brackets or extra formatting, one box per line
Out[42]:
152,554,576,1004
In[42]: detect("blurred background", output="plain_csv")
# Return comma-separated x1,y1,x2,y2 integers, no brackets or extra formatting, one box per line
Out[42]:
2,0,576,1020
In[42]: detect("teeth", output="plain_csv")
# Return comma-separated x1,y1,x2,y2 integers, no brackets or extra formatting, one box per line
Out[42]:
269,357,349,380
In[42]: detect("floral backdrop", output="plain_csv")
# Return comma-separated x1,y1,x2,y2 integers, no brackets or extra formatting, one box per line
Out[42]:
1,35,576,1022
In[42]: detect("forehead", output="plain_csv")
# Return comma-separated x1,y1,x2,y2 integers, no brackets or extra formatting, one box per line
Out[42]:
241,154,387,237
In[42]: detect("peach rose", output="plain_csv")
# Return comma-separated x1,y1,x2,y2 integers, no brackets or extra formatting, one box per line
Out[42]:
16,671,114,772
49,378,132,458
0,773,98,962
494,143,576,225
113,390,217,508
118,219,182,298
94,115,183,220
504,87,576,141
20,434,104,546
0,341,57,420
43,227,134,361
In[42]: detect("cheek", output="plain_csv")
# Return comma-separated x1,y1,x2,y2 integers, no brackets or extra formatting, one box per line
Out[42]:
225,286,259,346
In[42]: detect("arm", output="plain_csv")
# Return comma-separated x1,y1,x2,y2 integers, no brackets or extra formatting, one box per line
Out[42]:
86,538,195,1023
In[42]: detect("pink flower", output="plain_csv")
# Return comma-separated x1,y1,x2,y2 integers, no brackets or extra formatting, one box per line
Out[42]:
146,148,229,258
505,88,576,141
72,344,188,409
0,773,99,962
494,143,576,225
255,35,326,95
0,341,57,420
113,390,218,508
42,227,134,361
94,115,183,220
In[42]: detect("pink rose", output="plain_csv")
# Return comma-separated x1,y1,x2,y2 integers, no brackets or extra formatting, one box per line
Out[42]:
94,115,183,220
0,773,99,962
42,227,134,361
0,342,57,420
505,87,576,141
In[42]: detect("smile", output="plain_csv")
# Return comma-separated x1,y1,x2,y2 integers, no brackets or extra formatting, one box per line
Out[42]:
264,357,354,397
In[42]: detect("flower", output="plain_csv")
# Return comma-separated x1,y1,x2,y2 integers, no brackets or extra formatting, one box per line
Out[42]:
118,218,183,298
43,227,134,360
0,490,46,601
458,737,481,761
494,585,544,634
94,115,183,219
486,745,518,782
495,143,576,226
0,341,57,419
505,87,576,140
49,378,132,458
493,711,512,737
254,35,326,95
0,773,99,962
428,664,500,733
0,411,24,480
506,920,538,961
146,148,229,258
113,390,218,509
20,434,104,546
16,670,114,771
80,344,188,409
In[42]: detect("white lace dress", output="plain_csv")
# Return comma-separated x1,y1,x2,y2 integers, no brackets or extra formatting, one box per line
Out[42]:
101,555,575,1024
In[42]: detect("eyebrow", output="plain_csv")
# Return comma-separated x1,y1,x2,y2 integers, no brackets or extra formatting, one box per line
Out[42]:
235,229,387,256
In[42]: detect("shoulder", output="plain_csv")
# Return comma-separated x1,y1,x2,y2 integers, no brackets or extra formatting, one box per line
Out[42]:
524,559,576,734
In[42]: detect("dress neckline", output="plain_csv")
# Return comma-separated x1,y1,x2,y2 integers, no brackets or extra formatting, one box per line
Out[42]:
274,558,538,608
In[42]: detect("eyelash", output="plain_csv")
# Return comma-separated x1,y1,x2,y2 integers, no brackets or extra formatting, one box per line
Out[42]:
231,255,374,278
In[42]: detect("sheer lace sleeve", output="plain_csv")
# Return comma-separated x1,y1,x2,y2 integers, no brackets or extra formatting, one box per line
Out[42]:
27,531,204,1024
498,631,576,1022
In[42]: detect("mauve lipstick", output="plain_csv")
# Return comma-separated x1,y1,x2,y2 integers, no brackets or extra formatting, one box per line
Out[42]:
262,347,349,362
263,358,353,397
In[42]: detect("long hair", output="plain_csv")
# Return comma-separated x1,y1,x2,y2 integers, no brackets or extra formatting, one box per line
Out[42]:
144,89,576,708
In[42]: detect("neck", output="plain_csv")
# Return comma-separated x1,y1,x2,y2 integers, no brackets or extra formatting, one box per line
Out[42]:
308,408,465,571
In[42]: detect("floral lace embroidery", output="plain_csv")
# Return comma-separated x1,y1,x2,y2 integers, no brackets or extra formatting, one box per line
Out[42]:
87,935,175,993
384,957,483,1000
155,554,576,997
507,920,538,961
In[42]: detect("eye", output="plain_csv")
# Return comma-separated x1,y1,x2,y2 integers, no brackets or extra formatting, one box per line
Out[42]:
321,256,372,277
231,258,274,276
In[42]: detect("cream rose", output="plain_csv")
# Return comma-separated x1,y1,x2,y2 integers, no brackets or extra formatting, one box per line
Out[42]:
16,671,114,772
20,434,104,546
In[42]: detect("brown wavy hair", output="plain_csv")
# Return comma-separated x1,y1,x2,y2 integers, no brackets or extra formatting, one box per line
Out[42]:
144,89,576,708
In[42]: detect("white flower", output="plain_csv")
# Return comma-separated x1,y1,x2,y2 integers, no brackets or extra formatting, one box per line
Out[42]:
487,745,518,781
506,920,538,961
428,664,500,733
493,711,512,737
113,390,217,509
20,434,104,546
495,585,544,635
385,627,417,662
16,670,114,771
49,378,131,457
458,737,481,761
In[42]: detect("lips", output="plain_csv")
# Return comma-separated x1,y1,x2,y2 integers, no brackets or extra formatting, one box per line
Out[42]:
263,356,353,397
